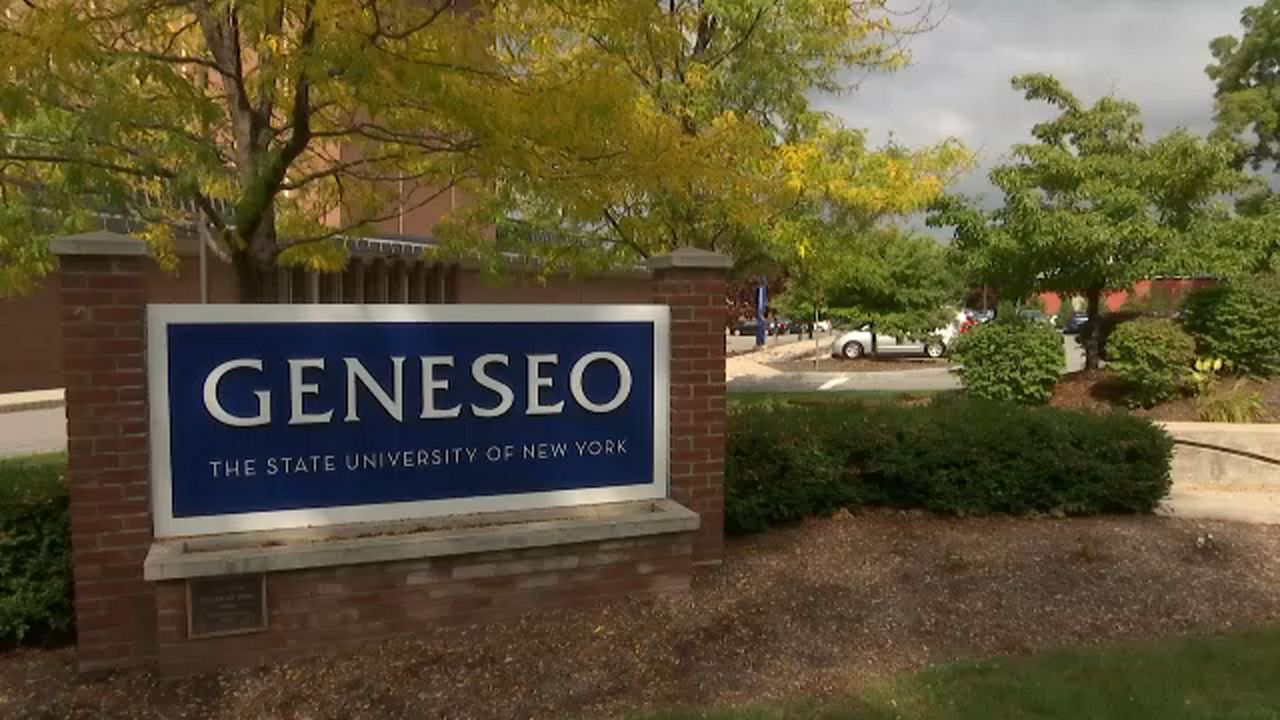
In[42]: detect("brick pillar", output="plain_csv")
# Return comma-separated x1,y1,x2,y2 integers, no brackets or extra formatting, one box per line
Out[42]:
50,231,155,673
648,248,732,564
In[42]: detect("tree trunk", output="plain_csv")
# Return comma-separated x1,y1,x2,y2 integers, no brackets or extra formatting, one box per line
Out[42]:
1084,286,1103,371
232,208,282,303
232,252,282,304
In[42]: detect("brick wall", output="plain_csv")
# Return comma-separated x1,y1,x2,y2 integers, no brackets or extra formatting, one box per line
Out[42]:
0,253,239,394
58,251,156,672
155,534,691,675
651,257,729,564
454,267,651,304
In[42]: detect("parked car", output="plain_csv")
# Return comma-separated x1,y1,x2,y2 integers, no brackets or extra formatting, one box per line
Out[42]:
970,309,995,324
1018,309,1054,325
1062,312,1090,334
830,313,964,360
730,318,778,336
813,319,832,333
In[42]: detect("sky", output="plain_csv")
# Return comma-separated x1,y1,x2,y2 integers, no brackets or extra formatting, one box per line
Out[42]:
814,0,1253,204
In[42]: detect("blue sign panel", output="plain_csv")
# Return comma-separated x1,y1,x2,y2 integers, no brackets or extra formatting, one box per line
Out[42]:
147,305,669,537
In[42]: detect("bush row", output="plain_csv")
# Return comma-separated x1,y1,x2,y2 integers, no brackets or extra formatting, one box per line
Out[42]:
726,397,1173,534
956,274,1280,408
0,454,73,645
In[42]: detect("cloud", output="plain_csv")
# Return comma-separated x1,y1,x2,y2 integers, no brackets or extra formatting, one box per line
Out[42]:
815,0,1251,205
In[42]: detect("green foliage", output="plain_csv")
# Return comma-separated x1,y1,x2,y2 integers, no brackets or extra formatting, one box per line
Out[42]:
777,228,964,338
725,399,1173,533
993,299,1020,325
1106,318,1197,407
723,401,871,534
950,322,1065,404
1196,379,1267,423
1209,0,1280,171
1181,274,1280,376
929,73,1248,368
0,454,72,644
0,1,971,298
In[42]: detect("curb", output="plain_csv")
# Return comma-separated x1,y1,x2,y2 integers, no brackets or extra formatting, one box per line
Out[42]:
0,390,66,415
0,398,65,415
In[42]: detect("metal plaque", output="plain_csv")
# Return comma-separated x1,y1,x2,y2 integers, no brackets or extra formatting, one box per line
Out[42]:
187,574,267,639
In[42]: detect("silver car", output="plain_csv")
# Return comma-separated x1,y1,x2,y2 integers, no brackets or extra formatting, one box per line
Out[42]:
830,314,965,360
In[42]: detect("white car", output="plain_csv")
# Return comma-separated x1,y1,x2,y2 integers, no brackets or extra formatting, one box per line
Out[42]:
830,313,965,360
813,319,832,333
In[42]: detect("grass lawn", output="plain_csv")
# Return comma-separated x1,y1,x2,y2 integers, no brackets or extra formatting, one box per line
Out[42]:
640,626,1280,720
0,452,66,504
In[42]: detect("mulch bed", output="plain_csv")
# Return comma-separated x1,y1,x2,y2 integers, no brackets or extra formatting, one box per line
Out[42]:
4,513,1280,719
1052,371,1280,422
769,357,951,373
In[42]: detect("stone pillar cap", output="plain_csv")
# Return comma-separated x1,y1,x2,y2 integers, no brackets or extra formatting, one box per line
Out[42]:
646,247,733,271
50,231,150,257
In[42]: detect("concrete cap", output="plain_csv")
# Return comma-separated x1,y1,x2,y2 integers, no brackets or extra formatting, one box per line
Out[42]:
646,247,733,271
143,498,700,581
49,230,150,257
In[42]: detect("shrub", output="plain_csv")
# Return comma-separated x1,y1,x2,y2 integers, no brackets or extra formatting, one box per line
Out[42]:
950,321,1065,404
1107,318,1197,407
0,454,72,645
725,398,1173,533
1181,275,1280,377
724,400,878,533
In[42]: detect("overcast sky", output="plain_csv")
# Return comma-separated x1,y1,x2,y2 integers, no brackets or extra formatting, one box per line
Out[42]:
814,0,1253,203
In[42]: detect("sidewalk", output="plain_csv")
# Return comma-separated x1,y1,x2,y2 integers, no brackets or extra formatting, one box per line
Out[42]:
0,388,65,414
726,334,831,381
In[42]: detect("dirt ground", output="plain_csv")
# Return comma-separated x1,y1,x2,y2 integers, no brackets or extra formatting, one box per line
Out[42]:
769,356,950,373
1052,370,1280,422
4,513,1280,720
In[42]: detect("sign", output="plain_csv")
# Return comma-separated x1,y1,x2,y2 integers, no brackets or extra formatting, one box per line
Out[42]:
187,574,267,638
148,305,669,537
754,280,768,347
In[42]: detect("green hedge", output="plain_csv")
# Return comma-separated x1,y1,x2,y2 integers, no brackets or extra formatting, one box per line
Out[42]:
0,454,73,645
951,321,1065,405
726,398,1173,534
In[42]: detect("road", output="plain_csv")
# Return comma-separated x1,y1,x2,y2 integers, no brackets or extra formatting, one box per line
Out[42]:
730,332,1086,393
0,406,66,458
726,331,820,356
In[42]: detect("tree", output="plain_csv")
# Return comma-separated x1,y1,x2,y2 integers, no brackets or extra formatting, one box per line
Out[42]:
1209,0,1280,172
775,225,963,346
474,0,970,269
928,73,1247,370
0,1,514,300
1,0,703,300
1205,0,1280,276
0,1,967,301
